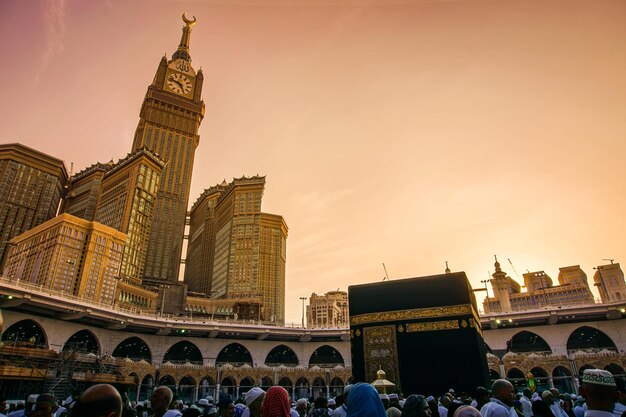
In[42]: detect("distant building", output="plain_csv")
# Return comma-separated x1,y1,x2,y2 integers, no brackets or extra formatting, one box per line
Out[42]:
2,213,126,305
131,15,205,284
0,143,68,268
593,262,626,302
307,291,349,328
62,149,165,285
185,176,288,323
483,258,595,313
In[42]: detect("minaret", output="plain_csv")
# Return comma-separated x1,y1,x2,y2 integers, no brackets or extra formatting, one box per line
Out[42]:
491,255,513,312
132,14,205,285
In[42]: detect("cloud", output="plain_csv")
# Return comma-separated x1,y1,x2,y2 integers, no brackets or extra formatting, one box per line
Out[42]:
35,0,67,83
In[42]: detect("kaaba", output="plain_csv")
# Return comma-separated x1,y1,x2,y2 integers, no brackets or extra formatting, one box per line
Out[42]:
348,272,489,395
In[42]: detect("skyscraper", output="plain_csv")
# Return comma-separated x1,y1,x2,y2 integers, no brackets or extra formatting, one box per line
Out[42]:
2,213,126,305
131,14,205,284
0,143,68,268
185,176,288,323
62,149,165,285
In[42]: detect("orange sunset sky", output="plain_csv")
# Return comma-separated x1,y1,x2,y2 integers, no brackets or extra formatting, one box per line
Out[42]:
1,0,625,324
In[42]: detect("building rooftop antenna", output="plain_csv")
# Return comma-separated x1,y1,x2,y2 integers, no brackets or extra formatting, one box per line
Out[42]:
603,258,615,264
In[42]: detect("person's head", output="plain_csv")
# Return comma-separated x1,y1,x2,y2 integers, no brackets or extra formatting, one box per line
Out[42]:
72,384,123,417
452,406,482,417
151,387,174,413
440,396,452,408
261,386,291,417
343,385,353,407
328,398,336,410
32,393,57,417
218,395,235,417
296,398,308,414
531,397,553,417
314,397,328,410
402,395,432,417
562,399,572,411
345,383,386,417
380,394,390,410
522,389,532,399
549,389,559,398
491,380,515,407
245,388,265,417
580,369,619,413
475,387,490,407
541,391,554,405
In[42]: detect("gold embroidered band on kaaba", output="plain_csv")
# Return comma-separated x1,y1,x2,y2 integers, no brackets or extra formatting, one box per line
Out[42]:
350,303,478,326
406,319,459,332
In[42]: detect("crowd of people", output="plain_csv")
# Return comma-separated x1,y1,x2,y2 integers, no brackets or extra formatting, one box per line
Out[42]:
1,370,624,417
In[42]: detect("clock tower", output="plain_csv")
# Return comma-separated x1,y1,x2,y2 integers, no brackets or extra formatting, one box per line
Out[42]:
132,14,205,284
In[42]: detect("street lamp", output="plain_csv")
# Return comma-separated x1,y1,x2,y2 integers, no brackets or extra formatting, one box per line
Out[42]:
480,279,490,298
300,297,307,328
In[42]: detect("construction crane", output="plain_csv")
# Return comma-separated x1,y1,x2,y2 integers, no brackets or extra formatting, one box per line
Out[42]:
603,258,615,264
382,263,389,281
508,258,522,281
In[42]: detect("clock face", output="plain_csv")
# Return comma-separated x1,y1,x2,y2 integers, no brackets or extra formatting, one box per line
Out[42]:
166,72,193,95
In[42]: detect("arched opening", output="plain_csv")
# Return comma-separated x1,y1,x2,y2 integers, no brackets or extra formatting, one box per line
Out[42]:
216,343,253,366
179,376,196,403
552,366,574,394
261,376,273,390
221,376,237,397
159,375,176,391
200,376,216,400
605,363,626,379
1,319,48,349
295,377,309,400
265,345,299,367
530,367,550,392
330,377,344,398
278,377,292,389
240,377,255,394
62,330,100,354
163,341,203,365
139,374,154,401
567,326,617,352
112,337,152,363
506,368,526,391
309,345,344,367
312,377,326,399
508,331,552,354
578,364,596,377
127,373,140,401
489,369,500,384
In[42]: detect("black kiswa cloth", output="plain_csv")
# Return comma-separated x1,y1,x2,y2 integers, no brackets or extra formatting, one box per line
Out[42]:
348,272,489,396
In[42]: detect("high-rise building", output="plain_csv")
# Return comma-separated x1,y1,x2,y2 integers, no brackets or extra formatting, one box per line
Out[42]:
307,291,349,328
483,258,594,313
62,149,165,285
593,262,626,302
2,213,126,305
0,143,68,268
185,176,288,322
131,15,205,284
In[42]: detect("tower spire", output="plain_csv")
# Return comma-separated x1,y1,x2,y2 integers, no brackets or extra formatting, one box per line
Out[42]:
172,13,196,62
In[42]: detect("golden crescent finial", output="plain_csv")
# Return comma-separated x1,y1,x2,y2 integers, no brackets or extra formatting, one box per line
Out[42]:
182,13,197,26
